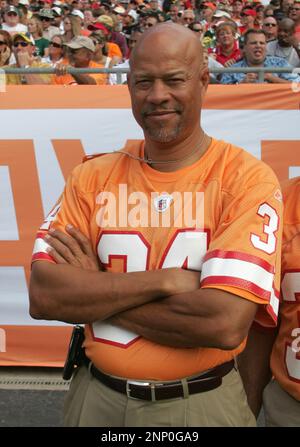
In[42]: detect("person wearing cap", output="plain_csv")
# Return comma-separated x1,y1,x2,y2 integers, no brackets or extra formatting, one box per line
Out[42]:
92,15,126,59
2,5,28,33
52,6,64,32
39,8,61,40
3,32,53,84
181,9,195,26
221,28,300,84
200,2,217,31
267,18,300,67
239,8,260,34
54,35,107,84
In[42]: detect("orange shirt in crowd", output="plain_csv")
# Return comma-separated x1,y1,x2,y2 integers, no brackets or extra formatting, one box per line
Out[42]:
53,60,107,85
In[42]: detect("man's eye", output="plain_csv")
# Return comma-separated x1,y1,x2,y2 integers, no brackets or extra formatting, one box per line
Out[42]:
136,80,151,87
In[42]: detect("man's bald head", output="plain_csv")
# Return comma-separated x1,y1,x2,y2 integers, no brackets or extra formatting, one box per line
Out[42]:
129,23,204,71
127,23,209,145
279,17,296,32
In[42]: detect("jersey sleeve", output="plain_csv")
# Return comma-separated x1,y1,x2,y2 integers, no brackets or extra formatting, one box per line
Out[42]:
200,180,283,327
32,164,91,264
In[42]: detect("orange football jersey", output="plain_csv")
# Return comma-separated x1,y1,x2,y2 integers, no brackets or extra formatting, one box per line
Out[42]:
271,177,300,401
32,138,282,380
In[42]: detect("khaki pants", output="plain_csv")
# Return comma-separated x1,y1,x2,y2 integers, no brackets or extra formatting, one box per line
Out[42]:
64,365,256,427
263,379,300,427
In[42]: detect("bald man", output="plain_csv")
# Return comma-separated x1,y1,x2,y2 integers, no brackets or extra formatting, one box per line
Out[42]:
30,23,282,427
267,18,300,67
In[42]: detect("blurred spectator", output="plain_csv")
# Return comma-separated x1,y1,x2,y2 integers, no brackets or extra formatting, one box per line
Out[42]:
148,0,161,13
203,46,224,83
232,0,243,26
188,20,204,42
168,4,180,23
0,29,12,66
2,5,28,33
239,8,259,34
143,13,159,29
213,22,242,67
97,14,128,58
267,18,300,66
264,5,276,17
42,34,66,66
4,31,52,84
18,0,31,26
263,16,279,41
28,16,49,57
88,18,123,62
255,4,265,27
280,0,294,14
90,31,112,67
289,1,300,41
83,8,94,30
221,29,300,83
200,2,216,30
52,6,63,32
38,8,60,40
62,14,82,42
181,9,195,26
54,35,107,85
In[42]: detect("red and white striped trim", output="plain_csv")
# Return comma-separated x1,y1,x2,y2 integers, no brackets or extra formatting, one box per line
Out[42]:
31,233,53,263
201,250,279,319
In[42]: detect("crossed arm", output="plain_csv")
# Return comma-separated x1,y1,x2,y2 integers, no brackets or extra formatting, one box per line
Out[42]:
29,226,258,350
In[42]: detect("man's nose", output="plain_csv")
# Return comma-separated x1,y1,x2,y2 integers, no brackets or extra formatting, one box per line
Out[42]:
147,79,170,105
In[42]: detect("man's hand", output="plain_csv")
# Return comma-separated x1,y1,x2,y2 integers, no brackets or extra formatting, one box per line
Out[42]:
240,73,258,83
45,226,201,294
16,50,33,67
224,58,236,67
45,225,102,271
55,63,70,77
0,45,11,65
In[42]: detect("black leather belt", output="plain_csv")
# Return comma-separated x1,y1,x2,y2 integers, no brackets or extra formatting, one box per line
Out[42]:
82,352,235,401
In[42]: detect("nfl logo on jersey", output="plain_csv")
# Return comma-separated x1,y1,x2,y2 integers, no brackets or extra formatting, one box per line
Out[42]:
154,194,173,213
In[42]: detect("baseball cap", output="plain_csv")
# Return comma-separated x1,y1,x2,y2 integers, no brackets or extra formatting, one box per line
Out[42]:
18,0,30,5
65,36,96,52
96,14,114,29
113,6,126,14
5,5,20,15
13,32,35,45
71,9,84,20
87,22,109,34
201,2,217,10
242,9,257,16
213,9,231,18
52,6,62,16
38,8,55,19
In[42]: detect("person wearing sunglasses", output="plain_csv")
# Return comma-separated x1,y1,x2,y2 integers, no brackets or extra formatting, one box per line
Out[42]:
2,32,53,84
1,5,27,33
38,8,60,41
42,34,67,67
262,17,279,42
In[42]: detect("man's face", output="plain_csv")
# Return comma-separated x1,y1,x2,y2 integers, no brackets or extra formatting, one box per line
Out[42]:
149,0,159,10
128,35,208,144
244,33,267,65
40,16,52,30
144,17,158,29
68,47,91,67
169,5,179,21
182,10,195,25
289,3,300,20
262,18,278,38
278,23,294,46
282,0,294,10
232,1,243,14
241,12,255,27
5,11,18,26
13,38,33,56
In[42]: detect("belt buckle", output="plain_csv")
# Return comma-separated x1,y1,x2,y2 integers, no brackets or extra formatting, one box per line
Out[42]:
126,380,156,401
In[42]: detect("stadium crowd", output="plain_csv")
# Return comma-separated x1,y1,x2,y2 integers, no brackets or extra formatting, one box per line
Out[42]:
0,0,299,84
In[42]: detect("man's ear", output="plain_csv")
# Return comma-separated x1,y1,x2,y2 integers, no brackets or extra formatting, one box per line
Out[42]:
200,66,209,100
